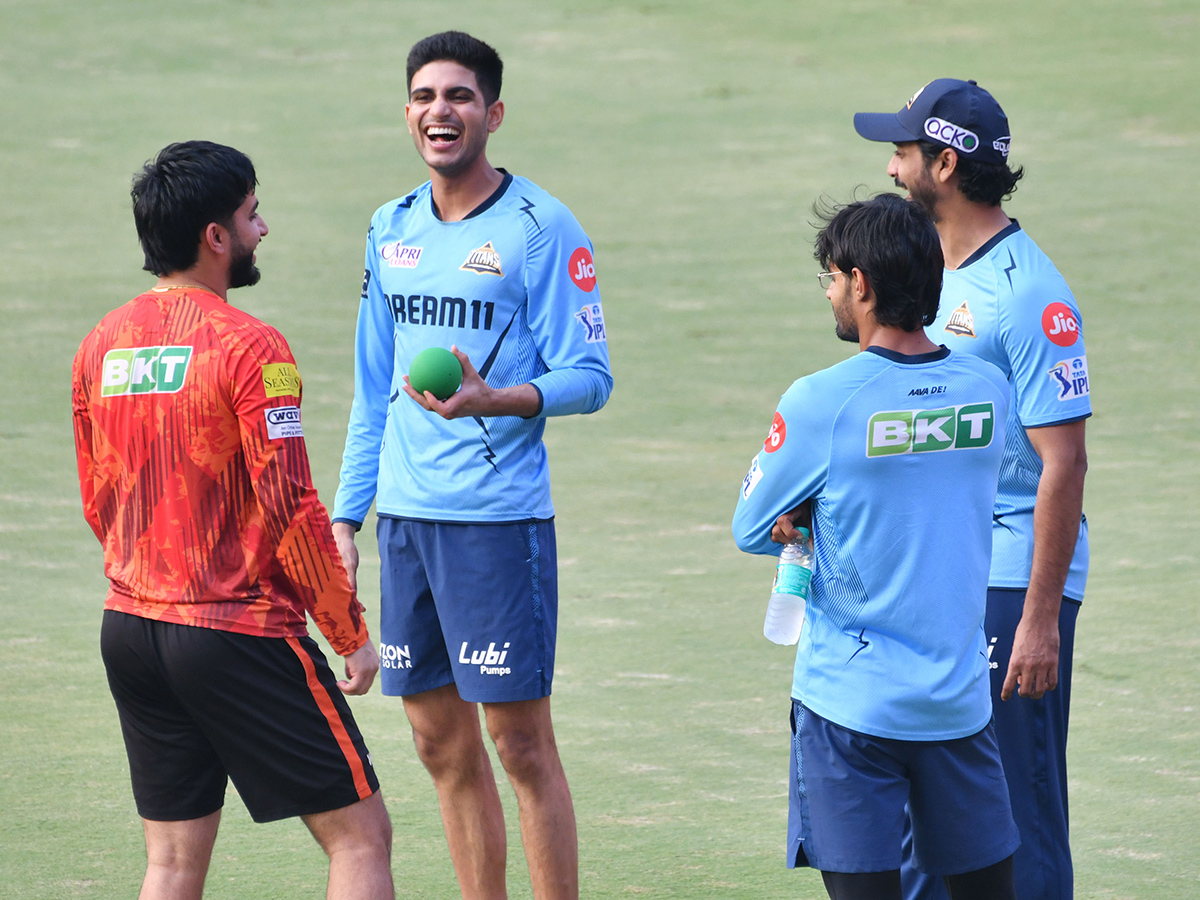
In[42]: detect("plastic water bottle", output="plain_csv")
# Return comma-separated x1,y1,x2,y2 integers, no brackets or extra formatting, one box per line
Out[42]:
764,528,812,645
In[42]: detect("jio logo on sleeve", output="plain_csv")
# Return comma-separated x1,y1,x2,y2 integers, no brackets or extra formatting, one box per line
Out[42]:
568,247,597,292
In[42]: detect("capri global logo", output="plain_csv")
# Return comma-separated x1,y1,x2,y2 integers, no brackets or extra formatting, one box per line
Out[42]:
100,346,193,396
866,402,995,457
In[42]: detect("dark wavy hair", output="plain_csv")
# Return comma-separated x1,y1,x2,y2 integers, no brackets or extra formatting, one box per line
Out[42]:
919,140,1024,206
406,31,503,107
131,141,256,276
813,193,944,331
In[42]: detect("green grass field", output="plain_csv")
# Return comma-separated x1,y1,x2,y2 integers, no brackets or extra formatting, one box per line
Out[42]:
2,0,1198,897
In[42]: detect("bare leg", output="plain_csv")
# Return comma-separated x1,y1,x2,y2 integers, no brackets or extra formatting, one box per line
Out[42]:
405,684,507,899
484,697,578,900
139,810,221,900
303,790,394,900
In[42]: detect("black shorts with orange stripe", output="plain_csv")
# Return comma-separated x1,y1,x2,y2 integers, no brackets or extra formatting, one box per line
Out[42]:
101,610,379,823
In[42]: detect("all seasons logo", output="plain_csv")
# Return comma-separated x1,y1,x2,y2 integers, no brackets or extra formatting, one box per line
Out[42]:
101,346,193,396
866,403,995,457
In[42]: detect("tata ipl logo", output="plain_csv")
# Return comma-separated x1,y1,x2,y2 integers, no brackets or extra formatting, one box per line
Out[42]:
574,303,606,343
866,403,995,457
924,117,979,154
1049,356,1089,401
101,346,193,396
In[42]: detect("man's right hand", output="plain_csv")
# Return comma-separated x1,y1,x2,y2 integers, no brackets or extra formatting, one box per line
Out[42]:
332,521,359,592
338,638,380,695
770,501,813,544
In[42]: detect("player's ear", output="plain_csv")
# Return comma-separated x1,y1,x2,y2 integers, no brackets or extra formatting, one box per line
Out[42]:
851,267,870,301
201,222,227,256
933,148,958,183
487,100,504,133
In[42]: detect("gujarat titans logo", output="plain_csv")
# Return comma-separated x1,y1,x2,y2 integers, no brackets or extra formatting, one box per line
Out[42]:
574,303,606,343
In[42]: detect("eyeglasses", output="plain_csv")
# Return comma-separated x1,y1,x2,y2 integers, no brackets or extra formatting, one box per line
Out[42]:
817,271,843,290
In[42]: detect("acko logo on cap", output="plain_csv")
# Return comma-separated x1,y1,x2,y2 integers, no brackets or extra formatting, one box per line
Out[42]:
924,117,979,153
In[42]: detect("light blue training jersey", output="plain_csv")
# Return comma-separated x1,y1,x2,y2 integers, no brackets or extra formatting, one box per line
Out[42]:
930,222,1090,601
333,173,612,526
733,347,1010,740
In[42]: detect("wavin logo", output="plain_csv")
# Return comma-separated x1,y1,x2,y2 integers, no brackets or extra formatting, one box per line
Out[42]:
924,117,979,154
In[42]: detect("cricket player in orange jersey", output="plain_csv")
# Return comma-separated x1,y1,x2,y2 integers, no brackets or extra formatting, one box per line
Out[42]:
72,140,394,900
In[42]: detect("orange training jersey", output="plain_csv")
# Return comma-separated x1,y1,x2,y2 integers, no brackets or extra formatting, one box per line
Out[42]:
72,286,368,656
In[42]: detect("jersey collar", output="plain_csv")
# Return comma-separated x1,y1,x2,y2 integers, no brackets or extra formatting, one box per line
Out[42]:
956,219,1022,270
430,170,514,222
866,345,951,365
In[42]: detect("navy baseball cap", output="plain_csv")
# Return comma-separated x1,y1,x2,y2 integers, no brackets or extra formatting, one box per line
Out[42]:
854,78,1012,166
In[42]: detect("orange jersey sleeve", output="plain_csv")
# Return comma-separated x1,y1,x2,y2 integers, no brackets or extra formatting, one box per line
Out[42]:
72,287,368,655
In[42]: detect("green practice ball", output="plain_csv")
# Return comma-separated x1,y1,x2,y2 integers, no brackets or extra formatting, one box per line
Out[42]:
408,347,463,401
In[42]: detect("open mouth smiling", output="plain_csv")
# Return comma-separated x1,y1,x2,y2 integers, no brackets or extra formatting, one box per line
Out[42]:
426,125,461,144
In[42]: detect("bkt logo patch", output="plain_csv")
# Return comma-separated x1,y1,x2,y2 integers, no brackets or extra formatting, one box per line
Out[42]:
101,346,192,396
380,241,423,269
1049,356,1089,401
924,116,980,154
574,302,606,343
264,406,303,439
867,403,995,457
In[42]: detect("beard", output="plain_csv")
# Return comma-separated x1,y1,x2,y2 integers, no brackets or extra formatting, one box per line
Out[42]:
228,232,261,289
832,291,859,343
896,166,940,221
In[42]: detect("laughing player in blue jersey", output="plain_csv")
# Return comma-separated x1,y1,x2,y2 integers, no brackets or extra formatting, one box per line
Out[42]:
733,194,1017,900
855,80,1090,900
331,31,611,900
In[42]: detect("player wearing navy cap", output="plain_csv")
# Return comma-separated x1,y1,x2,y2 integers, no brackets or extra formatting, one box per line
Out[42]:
855,79,1090,900
734,194,1018,900
332,31,611,900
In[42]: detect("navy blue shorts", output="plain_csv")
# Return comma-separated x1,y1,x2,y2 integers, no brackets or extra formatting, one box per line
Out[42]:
788,701,1019,875
376,516,558,703
901,589,1079,900
101,611,378,823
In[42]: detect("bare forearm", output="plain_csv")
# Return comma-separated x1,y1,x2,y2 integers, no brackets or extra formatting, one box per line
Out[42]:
474,382,541,418
1026,444,1087,619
